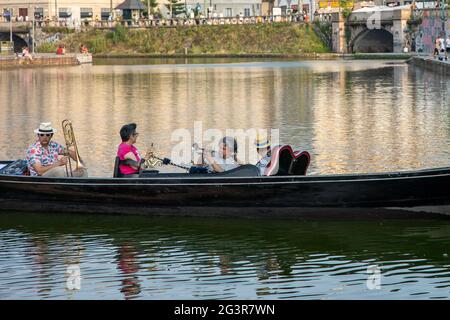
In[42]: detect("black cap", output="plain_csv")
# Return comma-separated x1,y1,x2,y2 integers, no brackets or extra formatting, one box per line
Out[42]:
120,123,137,142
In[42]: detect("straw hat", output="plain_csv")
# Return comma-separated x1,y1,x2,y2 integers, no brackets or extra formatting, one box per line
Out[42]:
34,122,57,134
255,135,270,149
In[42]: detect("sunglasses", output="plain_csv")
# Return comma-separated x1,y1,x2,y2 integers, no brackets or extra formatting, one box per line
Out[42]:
132,132,139,136
39,133,52,137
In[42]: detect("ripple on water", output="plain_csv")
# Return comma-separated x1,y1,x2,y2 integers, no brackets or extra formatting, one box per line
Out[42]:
2,217,450,299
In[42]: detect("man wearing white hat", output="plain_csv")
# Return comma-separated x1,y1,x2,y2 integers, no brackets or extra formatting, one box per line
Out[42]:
26,122,87,177
255,136,272,176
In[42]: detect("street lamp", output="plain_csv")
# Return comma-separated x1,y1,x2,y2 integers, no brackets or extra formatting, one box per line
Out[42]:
32,7,36,54
9,8,13,43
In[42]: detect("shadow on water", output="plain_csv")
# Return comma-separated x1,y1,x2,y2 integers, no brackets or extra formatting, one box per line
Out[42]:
1,213,450,299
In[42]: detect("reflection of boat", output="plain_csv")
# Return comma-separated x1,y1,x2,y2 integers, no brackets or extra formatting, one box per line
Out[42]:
1,155,449,217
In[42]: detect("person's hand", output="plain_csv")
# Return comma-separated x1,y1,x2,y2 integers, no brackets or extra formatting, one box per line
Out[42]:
205,153,214,163
58,156,68,166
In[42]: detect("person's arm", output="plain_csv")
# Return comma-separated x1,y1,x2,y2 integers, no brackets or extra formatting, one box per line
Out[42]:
32,157,68,176
205,154,224,173
60,145,85,166
124,151,139,170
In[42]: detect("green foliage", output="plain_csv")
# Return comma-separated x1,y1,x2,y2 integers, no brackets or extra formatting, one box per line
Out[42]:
54,23,330,55
87,37,108,53
339,0,353,18
141,0,159,16
165,0,185,18
345,25,352,47
36,42,58,53
41,27,75,34
342,8,352,18
107,24,127,44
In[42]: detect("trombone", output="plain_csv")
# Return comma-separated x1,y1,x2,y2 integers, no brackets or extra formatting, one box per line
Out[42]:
62,119,85,177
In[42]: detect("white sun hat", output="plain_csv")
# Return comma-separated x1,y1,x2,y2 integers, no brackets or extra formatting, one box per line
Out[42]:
34,122,57,134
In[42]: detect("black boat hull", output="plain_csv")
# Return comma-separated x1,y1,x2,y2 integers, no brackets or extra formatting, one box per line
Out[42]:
1,163,450,218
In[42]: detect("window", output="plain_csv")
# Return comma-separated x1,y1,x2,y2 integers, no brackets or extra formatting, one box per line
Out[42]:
80,8,93,19
34,7,43,19
58,8,72,18
244,8,250,17
101,8,111,21
225,8,232,17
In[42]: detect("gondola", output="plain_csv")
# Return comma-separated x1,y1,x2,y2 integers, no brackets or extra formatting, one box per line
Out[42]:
0,145,449,218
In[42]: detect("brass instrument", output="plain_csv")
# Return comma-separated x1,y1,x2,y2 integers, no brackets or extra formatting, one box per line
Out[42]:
62,119,85,177
143,143,163,169
143,143,191,172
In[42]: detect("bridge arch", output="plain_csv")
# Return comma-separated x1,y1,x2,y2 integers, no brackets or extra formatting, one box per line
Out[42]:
0,33,29,53
350,27,394,53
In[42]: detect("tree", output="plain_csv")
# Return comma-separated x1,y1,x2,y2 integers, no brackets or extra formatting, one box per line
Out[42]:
165,0,185,18
141,0,159,16
339,0,353,19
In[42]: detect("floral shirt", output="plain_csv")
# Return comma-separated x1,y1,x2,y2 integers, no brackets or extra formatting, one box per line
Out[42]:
26,140,65,176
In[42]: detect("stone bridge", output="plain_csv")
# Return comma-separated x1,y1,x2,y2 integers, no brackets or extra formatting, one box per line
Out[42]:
332,6,412,53
0,21,33,52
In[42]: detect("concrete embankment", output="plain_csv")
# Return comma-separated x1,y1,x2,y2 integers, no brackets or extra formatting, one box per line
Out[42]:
0,53,92,69
409,56,450,76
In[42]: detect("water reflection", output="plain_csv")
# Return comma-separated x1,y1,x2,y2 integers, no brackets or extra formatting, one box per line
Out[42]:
1,213,450,299
117,244,141,300
0,59,448,176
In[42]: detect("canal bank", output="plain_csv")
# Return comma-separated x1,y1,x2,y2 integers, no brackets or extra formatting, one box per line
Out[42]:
0,53,92,69
93,52,414,60
409,56,450,76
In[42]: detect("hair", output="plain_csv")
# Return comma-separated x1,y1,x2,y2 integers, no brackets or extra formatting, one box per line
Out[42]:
120,123,137,142
220,136,238,161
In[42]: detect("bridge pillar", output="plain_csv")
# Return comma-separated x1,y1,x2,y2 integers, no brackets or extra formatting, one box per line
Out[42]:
331,13,348,54
392,8,411,53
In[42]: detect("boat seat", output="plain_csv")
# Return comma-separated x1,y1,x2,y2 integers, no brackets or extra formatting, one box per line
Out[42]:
0,159,29,176
139,164,260,178
264,145,310,176
113,157,147,178
289,151,311,176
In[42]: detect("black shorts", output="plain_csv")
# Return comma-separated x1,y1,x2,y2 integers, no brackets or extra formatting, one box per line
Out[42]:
447,47,450,53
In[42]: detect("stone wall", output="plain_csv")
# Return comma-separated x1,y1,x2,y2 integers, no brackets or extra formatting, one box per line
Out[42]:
414,9,449,54
0,53,90,68
409,56,450,76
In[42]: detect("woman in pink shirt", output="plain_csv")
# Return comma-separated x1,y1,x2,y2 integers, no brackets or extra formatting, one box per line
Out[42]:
117,123,142,176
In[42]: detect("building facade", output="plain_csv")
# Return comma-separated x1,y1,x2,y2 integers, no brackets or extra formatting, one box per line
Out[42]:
0,0,124,22
158,0,264,18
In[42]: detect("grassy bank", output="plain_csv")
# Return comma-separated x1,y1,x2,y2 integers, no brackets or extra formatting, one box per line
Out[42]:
37,23,330,55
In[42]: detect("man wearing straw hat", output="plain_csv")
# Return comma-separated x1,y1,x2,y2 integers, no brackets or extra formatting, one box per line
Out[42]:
26,122,88,178
255,135,272,176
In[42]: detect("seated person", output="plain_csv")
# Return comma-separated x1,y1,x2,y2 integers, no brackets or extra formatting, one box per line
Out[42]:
204,136,241,173
117,123,142,177
56,45,65,55
255,136,271,176
26,122,88,177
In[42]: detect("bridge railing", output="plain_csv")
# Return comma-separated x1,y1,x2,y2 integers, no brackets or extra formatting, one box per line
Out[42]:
22,15,308,30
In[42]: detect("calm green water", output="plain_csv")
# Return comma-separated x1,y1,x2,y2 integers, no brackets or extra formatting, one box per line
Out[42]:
0,58,449,299
0,214,450,299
